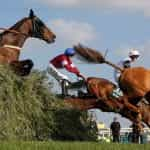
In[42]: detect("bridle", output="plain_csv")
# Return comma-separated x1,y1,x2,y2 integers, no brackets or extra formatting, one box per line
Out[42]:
31,17,44,39
0,17,44,51
0,27,28,37
0,17,44,38
0,28,28,52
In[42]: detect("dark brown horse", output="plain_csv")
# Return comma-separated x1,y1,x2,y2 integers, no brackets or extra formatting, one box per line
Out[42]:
0,9,56,75
65,77,150,130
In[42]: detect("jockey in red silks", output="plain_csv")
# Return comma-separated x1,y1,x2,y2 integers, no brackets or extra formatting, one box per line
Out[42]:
47,48,85,97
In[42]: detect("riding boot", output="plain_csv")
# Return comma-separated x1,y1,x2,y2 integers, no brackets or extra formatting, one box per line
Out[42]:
61,80,69,97
61,80,65,97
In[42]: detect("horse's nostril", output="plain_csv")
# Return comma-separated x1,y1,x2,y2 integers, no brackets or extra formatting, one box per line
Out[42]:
53,35,56,39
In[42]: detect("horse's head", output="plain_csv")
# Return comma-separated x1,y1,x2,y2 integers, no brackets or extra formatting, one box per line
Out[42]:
29,9,56,43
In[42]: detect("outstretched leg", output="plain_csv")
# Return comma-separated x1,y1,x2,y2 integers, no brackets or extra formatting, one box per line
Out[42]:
61,79,69,97
120,96,140,114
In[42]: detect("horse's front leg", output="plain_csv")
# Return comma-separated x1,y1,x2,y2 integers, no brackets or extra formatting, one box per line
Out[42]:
122,96,140,114
10,59,34,76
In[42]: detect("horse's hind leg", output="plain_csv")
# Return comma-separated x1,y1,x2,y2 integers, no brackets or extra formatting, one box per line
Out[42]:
10,59,34,76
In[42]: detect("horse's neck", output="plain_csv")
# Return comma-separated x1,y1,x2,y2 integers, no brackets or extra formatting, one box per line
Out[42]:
0,19,31,48
64,98,99,110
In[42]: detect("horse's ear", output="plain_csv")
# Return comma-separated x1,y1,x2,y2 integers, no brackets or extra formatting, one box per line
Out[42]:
29,9,35,18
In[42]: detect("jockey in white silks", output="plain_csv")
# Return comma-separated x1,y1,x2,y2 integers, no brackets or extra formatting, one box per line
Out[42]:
113,49,140,98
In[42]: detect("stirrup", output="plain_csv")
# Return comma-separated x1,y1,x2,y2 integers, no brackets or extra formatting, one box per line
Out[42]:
61,79,71,85
78,90,86,97
62,94,72,98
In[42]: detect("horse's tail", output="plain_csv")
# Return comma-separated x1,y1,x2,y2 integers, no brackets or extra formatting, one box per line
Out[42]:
74,44,123,72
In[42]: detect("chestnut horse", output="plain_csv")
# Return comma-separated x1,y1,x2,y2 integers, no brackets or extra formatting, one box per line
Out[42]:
65,77,150,130
74,44,150,106
119,67,150,105
0,9,56,75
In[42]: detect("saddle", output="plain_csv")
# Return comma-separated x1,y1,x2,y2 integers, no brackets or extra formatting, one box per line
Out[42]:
67,79,86,89
67,79,95,98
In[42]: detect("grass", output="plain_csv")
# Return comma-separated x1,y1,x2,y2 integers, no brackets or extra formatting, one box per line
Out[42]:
0,141,149,150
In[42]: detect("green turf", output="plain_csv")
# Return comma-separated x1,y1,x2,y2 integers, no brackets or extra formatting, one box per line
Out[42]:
0,142,149,150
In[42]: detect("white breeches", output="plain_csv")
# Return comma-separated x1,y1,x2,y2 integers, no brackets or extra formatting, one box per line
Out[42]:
47,64,70,82
114,70,121,83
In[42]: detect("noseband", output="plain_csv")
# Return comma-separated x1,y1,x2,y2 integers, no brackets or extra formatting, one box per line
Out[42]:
31,17,44,39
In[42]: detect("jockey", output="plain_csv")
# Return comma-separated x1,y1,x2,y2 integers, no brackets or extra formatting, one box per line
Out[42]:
114,49,140,82
113,49,140,98
47,47,85,97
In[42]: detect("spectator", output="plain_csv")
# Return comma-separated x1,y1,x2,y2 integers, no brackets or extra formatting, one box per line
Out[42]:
110,117,121,142
131,123,145,144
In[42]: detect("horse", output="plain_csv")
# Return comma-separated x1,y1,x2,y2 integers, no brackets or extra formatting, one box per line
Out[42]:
74,44,150,106
64,77,150,131
0,9,56,75
119,67,150,105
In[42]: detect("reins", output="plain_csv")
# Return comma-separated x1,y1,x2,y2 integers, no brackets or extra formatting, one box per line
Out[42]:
0,28,26,51
0,28,29,37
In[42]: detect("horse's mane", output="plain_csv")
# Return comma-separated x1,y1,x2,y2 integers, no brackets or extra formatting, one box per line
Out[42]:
0,17,29,37
9,17,28,30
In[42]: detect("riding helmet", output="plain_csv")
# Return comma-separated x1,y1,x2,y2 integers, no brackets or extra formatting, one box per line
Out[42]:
129,49,140,57
64,48,75,56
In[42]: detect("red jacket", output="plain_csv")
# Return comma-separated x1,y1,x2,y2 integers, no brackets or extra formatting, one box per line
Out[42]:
50,54,80,75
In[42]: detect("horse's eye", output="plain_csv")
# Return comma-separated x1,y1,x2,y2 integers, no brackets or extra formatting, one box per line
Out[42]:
36,19,44,27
